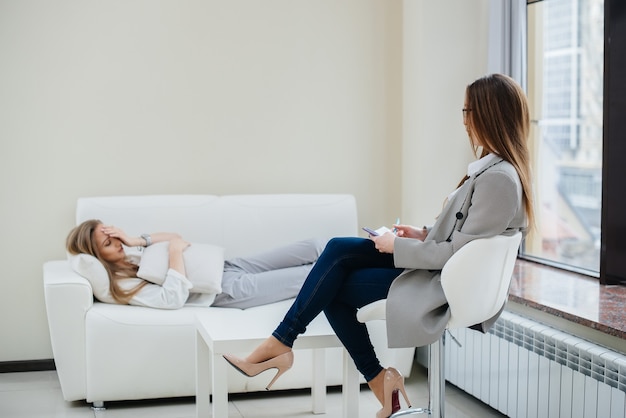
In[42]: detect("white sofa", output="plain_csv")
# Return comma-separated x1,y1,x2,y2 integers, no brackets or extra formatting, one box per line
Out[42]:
43,194,415,406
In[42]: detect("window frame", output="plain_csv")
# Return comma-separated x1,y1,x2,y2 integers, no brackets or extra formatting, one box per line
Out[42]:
520,0,625,285
599,0,626,285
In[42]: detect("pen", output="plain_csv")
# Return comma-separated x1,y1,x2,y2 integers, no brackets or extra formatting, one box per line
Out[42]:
393,217,400,233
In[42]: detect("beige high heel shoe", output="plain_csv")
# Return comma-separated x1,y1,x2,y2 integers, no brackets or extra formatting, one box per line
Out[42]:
223,351,294,390
376,367,412,418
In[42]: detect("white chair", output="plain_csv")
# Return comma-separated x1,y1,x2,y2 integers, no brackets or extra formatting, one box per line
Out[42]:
357,233,522,417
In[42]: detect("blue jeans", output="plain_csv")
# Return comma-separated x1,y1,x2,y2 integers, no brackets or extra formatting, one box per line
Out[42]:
272,237,403,381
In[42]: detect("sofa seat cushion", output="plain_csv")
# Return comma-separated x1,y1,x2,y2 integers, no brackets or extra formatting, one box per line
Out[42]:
85,298,295,328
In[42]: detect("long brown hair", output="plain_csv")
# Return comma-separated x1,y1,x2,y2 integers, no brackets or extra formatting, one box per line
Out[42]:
66,219,147,303
462,73,534,228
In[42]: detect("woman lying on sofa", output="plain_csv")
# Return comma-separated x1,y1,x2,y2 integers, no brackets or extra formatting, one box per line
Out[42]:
66,219,324,309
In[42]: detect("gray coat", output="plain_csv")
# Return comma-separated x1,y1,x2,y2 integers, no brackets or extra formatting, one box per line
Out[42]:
386,156,526,348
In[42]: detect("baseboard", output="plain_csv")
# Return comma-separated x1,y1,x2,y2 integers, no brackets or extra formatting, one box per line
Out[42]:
0,359,56,373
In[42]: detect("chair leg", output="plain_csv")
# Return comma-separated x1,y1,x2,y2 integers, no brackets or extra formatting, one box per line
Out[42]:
390,335,446,417
429,336,445,418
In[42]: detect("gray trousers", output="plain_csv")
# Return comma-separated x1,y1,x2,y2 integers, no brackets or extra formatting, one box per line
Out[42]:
211,238,325,309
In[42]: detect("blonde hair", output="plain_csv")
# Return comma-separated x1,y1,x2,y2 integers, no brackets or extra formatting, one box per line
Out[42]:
66,219,147,304
463,73,535,228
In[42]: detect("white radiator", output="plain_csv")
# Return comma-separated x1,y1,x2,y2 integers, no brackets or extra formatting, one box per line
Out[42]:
443,311,626,418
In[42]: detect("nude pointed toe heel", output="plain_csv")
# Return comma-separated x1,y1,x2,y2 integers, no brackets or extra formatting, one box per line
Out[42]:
376,367,412,418
223,351,294,390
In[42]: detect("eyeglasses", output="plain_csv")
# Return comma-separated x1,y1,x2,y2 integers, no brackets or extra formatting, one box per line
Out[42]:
462,108,472,121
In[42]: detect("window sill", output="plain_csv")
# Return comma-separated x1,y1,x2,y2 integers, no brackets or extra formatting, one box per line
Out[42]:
507,259,626,353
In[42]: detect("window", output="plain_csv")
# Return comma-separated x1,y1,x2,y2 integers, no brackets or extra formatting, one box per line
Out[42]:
523,0,604,275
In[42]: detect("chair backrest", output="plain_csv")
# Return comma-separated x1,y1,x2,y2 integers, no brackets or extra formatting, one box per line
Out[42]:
441,232,522,329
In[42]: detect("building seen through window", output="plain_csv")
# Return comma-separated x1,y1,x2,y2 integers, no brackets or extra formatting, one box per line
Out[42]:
524,0,604,274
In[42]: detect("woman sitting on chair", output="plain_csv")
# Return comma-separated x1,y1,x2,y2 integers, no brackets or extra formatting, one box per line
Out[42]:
223,73,534,418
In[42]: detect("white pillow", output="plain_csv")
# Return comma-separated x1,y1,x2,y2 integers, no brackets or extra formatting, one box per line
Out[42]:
67,252,117,304
137,242,224,294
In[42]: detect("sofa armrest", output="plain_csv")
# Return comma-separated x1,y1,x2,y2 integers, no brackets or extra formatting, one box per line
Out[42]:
43,260,94,401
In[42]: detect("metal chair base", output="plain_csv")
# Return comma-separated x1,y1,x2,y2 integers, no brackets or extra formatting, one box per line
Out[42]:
390,407,431,416
390,333,447,418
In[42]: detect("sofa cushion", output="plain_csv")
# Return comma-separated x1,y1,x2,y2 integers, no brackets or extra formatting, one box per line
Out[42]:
137,242,224,294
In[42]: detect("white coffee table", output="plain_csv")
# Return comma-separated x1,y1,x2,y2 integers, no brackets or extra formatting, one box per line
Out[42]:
195,310,361,417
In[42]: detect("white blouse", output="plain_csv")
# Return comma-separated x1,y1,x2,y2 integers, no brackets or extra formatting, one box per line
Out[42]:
125,269,194,309
447,153,500,202
114,252,217,309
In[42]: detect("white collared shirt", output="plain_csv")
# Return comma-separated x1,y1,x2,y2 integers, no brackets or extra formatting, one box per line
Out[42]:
447,153,499,202
467,153,500,177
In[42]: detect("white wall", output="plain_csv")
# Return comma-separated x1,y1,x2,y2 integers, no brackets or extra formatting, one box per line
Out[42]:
0,0,488,362
402,0,490,225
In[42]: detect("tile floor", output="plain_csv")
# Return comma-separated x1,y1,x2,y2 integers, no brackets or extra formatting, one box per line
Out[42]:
0,362,505,418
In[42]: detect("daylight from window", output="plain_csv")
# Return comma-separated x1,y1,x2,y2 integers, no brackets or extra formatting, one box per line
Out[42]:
525,0,604,273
